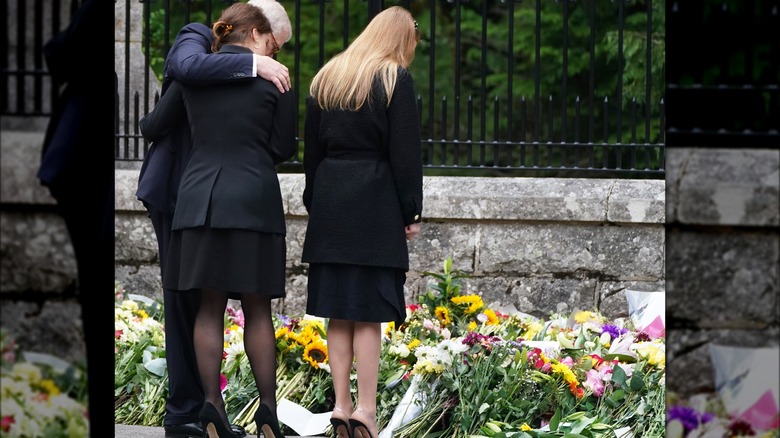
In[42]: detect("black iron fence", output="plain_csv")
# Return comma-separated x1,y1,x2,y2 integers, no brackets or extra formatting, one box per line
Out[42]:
666,0,779,148
5,0,669,178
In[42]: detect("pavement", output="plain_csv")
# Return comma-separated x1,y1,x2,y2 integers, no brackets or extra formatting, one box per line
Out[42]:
114,424,325,438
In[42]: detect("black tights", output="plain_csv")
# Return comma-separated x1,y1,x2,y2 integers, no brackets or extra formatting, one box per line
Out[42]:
194,289,278,427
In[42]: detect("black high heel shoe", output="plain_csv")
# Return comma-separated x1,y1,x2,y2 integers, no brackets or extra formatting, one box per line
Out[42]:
200,402,239,438
348,418,376,438
254,404,284,438
330,406,352,438
330,417,351,438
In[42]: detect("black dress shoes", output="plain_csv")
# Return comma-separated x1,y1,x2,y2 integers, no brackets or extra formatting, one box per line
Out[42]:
164,421,247,438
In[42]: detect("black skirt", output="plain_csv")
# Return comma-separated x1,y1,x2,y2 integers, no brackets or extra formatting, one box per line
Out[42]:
164,226,286,298
306,263,407,327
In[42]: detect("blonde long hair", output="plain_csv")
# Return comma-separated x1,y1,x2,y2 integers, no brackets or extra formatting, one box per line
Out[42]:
309,6,419,111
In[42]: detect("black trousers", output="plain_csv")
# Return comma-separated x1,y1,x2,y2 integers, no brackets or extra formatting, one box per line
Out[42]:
147,208,204,426
49,184,113,437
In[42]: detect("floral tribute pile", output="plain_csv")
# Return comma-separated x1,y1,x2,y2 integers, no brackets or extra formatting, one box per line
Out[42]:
0,329,89,437
113,258,669,437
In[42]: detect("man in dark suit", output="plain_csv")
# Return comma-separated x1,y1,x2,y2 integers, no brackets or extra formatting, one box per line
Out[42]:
37,0,114,435
136,4,291,436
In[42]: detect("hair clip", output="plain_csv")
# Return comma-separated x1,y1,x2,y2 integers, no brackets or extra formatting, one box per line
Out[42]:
413,20,418,29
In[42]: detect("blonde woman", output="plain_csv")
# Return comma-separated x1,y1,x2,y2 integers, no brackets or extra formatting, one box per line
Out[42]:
301,6,423,438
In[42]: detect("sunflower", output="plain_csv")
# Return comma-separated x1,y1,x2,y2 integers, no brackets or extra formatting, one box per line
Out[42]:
451,295,484,314
434,306,451,325
303,339,328,369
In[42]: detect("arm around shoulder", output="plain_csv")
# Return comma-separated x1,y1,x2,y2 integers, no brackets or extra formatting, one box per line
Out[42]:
164,23,254,85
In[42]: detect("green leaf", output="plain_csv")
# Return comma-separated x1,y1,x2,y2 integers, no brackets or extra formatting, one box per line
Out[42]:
143,358,167,377
601,353,636,363
569,416,595,434
629,374,646,392
444,257,453,274
549,408,562,431
562,412,586,421
383,367,406,387
611,364,627,388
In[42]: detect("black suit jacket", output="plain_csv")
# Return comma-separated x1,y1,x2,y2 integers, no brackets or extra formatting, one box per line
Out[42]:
136,23,256,213
140,45,297,235
38,0,110,197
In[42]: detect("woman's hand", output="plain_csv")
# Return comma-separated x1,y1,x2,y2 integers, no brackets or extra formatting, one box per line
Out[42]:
405,223,421,241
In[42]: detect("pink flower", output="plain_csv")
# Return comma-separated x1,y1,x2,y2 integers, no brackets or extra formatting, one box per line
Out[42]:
1,415,14,432
584,369,606,396
220,374,228,392
560,356,575,367
226,307,245,328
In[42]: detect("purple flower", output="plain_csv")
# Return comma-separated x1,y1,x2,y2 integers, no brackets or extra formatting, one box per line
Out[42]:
461,332,501,354
600,324,628,340
667,405,716,432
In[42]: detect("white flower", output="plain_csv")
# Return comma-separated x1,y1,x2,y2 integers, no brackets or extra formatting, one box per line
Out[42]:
0,361,88,438
389,343,411,358
11,362,42,382
224,342,246,369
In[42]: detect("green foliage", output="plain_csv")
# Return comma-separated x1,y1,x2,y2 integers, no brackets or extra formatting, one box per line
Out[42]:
141,0,664,159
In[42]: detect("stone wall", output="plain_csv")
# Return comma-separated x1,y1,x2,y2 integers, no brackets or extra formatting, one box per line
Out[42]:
1,127,667,364
665,147,780,396
114,169,666,323
11,131,780,400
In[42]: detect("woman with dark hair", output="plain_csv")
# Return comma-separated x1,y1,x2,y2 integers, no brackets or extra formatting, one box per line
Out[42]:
140,3,294,437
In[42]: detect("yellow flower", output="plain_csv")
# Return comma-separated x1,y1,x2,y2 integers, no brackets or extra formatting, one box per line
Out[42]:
384,321,395,337
38,379,60,396
467,321,478,332
483,308,499,325
573,310,591,324
407,339,421,350
300,318,325,334
521,423,532,431
551,362,579,385
303,339,328,369
522,321,543,340
451,295,484,314
275,327,290,340
434,306,451,325
137,309,149,320
634,340,665,368
295,325,320,346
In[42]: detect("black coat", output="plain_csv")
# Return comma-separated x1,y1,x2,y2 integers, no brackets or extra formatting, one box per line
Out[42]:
140,45,297,235
302,68,423,270
136,23,257,214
